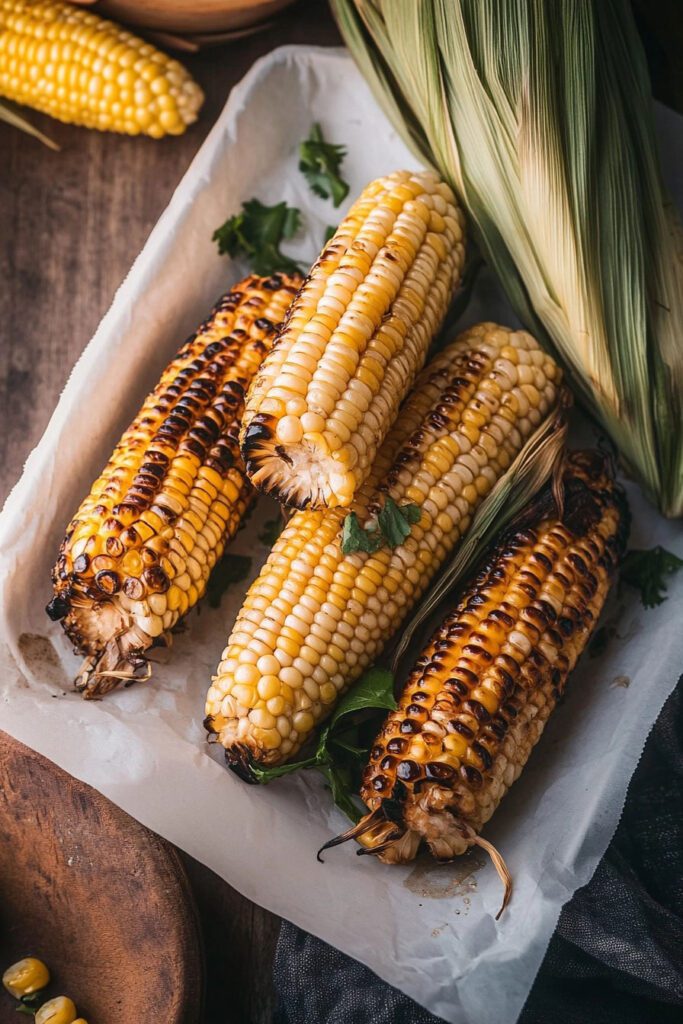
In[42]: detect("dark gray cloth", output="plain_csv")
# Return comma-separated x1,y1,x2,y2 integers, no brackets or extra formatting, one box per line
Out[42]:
273,684,683,1024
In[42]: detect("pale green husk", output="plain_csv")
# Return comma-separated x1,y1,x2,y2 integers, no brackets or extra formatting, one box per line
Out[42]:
333,0,683,517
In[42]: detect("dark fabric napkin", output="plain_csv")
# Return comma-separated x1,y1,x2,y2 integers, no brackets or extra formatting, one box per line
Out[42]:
273,682,683,1024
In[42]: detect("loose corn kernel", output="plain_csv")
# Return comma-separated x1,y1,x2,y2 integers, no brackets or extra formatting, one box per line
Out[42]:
35,996,78,1024
207,324,562,770
47,273,301,697
3,957,49,998
0,0,203,136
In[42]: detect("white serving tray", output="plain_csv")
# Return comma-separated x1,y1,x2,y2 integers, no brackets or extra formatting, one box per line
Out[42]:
1,47,682,1024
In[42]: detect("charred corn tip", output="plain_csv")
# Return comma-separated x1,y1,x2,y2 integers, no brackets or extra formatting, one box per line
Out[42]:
0,0,204,137
326,450,626,913
207,323,562,768
49,272,301,697
240,169,467,510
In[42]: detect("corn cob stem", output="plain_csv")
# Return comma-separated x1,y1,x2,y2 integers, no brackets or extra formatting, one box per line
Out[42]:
240,170,466,510
321,451,628,915
47,272,301,697
206,323,561,771
0,0,203,137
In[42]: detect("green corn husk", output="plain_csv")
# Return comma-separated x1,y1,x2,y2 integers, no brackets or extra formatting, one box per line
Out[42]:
333,0,683,517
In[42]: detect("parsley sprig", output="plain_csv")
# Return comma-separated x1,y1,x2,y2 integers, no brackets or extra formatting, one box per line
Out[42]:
341,498,421,555
299,123,349,207
620,546,683,608
212,198,302,276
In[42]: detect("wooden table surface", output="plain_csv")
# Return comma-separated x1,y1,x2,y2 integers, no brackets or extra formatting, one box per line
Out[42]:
0,3,340,1022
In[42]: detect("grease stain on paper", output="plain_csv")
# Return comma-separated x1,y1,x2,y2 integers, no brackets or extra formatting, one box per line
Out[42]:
404,852,484,903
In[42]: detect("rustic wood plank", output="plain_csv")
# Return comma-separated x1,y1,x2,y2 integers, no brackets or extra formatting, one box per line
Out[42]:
0,4,340,1022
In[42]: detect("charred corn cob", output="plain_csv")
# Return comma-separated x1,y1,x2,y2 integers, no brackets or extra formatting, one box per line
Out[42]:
0,1,203,137
47,272,301,697
206,323,562,772
324,451,627,914
240,170,466,510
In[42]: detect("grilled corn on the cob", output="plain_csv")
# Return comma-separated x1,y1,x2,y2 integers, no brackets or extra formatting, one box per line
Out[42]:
323,451,627,913
206,323,562,772
240,170,466,510
47,272,301,697
0,0,203,137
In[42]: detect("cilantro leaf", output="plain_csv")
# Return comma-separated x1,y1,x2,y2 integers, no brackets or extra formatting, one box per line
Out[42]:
206,554,252,609
341,512,382,555
299,123,349,207
213,198,302,276
341,501,421,554
621,546,683,608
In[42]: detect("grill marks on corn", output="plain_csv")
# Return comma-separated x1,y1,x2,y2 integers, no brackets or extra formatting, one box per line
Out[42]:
356,451,626,866
240,170,467,509
205,324,561,768
49,273,301,696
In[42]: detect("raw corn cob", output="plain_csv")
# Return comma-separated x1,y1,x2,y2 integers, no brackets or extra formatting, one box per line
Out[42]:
240,169,466,510
206,323,562,773
323,451,627,914
0,0,203,137
47,272,301,697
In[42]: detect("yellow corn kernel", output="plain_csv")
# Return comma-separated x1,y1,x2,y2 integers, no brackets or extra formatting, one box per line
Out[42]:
3,957,50,998
35,997,78,1024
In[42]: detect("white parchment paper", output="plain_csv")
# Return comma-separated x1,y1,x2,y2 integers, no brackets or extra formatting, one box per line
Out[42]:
1,47,682,1024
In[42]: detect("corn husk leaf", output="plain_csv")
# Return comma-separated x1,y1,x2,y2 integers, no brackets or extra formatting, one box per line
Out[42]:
391,387,572,670
333,0,683,516
0,100,59,150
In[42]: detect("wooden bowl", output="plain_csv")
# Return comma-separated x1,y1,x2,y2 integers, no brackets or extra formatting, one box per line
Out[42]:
0,733,202,1024
95,0,298,34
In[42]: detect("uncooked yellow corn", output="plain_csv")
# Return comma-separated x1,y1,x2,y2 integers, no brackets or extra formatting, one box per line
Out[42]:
206,324,561,772
0,0,203,137
47,273,301,697
35,997,77,1024
241,170,466,510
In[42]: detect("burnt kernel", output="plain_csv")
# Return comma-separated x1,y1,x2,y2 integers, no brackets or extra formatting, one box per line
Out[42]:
405,703,427,718
386,737,408,754
46,594,69,621
463,699,490,723
448,719,474,739
370,745,384,761
473,742,493,770
568,553,588,575
558,617,575,636
444,678,469,698
396,760,421,782
73,554,90,575
105,537,124,558
488,717,508,739
463,643,492,662
399,720,420,735
379,756,396,772
120,527,139,547
371,775,389,791
95,570,120,595
141,548,159,566
551,669,563,686
243,420,273,446
425,761,457,781
410,691,430,703
489,609,514,627
537,599,557,622
461,764,483,788
143,566,170,593
263,274,284,290
502,701,519,719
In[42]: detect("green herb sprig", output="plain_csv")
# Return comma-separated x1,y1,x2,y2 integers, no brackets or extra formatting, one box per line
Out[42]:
299,123,349,207
341,498,421,555
620,546,683,608
212,198,302,276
